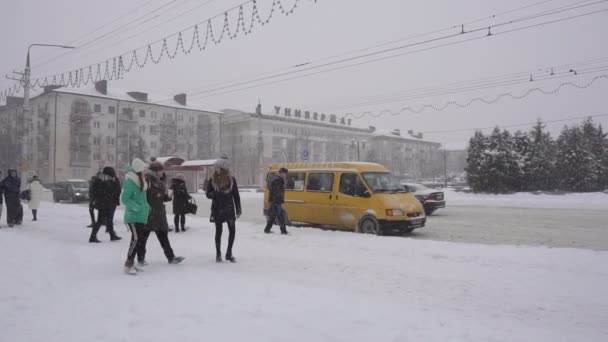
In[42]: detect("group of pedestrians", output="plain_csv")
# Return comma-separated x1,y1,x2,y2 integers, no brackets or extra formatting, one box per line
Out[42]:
2,155,290,277
0,170,44,227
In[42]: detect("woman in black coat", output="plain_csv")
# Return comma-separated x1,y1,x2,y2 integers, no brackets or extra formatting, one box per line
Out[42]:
137,162,184,266
206,157,241,263
170,175,190,232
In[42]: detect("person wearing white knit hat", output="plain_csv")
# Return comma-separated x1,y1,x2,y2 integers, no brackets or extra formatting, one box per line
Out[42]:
206,154,241,263
121,158,151,275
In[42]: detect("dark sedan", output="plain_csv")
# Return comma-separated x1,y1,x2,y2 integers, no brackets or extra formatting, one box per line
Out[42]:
402,183,446,215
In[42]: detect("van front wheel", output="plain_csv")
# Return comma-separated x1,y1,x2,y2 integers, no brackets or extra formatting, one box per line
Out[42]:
359,216,381,235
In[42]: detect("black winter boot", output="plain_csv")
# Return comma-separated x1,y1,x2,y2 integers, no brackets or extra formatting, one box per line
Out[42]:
32,210,37,221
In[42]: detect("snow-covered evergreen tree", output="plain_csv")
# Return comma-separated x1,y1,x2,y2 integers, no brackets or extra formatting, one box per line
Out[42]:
556,125,598,192
581,118,606,190
482,128,520,193
512,130,531,191
524,120,556,191
465,130,487,192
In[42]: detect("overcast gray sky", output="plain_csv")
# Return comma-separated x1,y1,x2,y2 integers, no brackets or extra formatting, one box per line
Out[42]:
2,0,607,148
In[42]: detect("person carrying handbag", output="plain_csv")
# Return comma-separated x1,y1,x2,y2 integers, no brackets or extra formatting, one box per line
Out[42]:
170,174,191,232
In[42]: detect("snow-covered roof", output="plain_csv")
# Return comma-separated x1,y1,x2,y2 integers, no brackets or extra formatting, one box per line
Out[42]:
35,85,223,114
443,141,468,151
180,159,217,167
372,129,440,144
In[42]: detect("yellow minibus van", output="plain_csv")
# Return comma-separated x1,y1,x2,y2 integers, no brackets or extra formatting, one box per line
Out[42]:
263,162,426,235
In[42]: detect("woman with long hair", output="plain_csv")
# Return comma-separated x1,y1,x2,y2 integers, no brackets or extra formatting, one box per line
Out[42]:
121,158,150,275
137,161,184,266
206,156,241,263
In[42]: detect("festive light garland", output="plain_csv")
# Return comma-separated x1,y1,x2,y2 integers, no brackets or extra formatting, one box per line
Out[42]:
342,74,608,119
0,0,316,103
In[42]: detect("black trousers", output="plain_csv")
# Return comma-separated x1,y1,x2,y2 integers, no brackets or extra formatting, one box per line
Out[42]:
126,223,146,266
174,214,185,230
264,204,287,233
215,220,235,257
5,192,22,224
89,204,96,225
137,229,175,262
90,207,117,240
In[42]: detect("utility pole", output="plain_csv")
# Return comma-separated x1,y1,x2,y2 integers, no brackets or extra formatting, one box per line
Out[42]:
6,44,74,178
443,148,448,188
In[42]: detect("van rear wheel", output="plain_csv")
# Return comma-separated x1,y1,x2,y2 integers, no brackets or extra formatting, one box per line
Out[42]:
359,216,381,235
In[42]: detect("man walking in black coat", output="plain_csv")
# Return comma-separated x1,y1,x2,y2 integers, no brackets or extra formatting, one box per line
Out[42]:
0,170,4,227
89,167,122,243
3,169,23,227
264,167,288,234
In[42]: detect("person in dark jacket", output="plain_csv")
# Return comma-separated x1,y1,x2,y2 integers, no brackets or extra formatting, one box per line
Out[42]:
170,174,191,232
88,167,122,243
3,169,23,227
0,171,4,227
264,167,288,234
137,162,184,266
87,173,101,228
206,157,241,263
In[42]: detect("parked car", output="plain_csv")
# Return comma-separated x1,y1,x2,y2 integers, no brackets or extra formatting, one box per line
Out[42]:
52,179,90,203
402,183,445,215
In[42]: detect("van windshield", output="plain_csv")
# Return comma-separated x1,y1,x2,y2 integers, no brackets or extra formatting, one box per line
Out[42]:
362,172,405,193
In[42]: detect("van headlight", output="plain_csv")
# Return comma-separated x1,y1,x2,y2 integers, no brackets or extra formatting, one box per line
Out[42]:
386,209,404,217
75,192,81,196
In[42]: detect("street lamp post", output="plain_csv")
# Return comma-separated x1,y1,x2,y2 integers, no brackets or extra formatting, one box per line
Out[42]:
18,44,75,178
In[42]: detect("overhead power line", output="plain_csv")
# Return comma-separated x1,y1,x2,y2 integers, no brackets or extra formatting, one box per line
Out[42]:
340,74,608,119
0,0,318,103
169,1,608,102
421,113,608,134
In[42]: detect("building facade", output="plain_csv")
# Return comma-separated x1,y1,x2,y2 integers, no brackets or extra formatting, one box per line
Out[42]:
0,81,221,182
219,107,443,185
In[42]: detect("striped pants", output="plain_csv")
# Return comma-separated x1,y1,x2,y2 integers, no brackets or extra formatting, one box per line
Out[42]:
125,223,146,266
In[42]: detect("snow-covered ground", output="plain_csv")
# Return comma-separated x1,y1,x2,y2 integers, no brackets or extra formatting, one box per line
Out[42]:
1,202,607,342
444,188,608,210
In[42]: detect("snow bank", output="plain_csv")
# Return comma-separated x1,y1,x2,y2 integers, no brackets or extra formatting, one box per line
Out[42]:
1,202,607,342
444,189,608,210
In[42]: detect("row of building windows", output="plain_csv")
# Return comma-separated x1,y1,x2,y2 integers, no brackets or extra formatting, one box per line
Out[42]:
90,104,197,123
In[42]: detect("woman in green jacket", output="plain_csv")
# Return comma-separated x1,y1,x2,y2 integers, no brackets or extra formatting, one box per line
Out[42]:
121,158,150,275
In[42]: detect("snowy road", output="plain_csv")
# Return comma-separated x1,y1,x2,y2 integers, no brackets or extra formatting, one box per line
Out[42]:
43,191,608,250
189,193,608,250
0,202,607,342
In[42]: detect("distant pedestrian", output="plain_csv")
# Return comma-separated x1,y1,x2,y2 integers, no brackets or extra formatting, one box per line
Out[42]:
121,158,151,275
87,172,102,228
26,175,44,221
206,156,241,263
89,167,122,243
170,174,191,232
137,161,184,266
2,169,23,227
264,167,288,234
0,171,5,228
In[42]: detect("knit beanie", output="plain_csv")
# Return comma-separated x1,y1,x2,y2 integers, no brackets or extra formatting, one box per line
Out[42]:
214,154,230,171
132,158,147,173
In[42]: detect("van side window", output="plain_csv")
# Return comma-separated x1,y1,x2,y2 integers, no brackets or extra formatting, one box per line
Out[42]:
306,173,334,192
286,173,305,191
340,173,366,197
